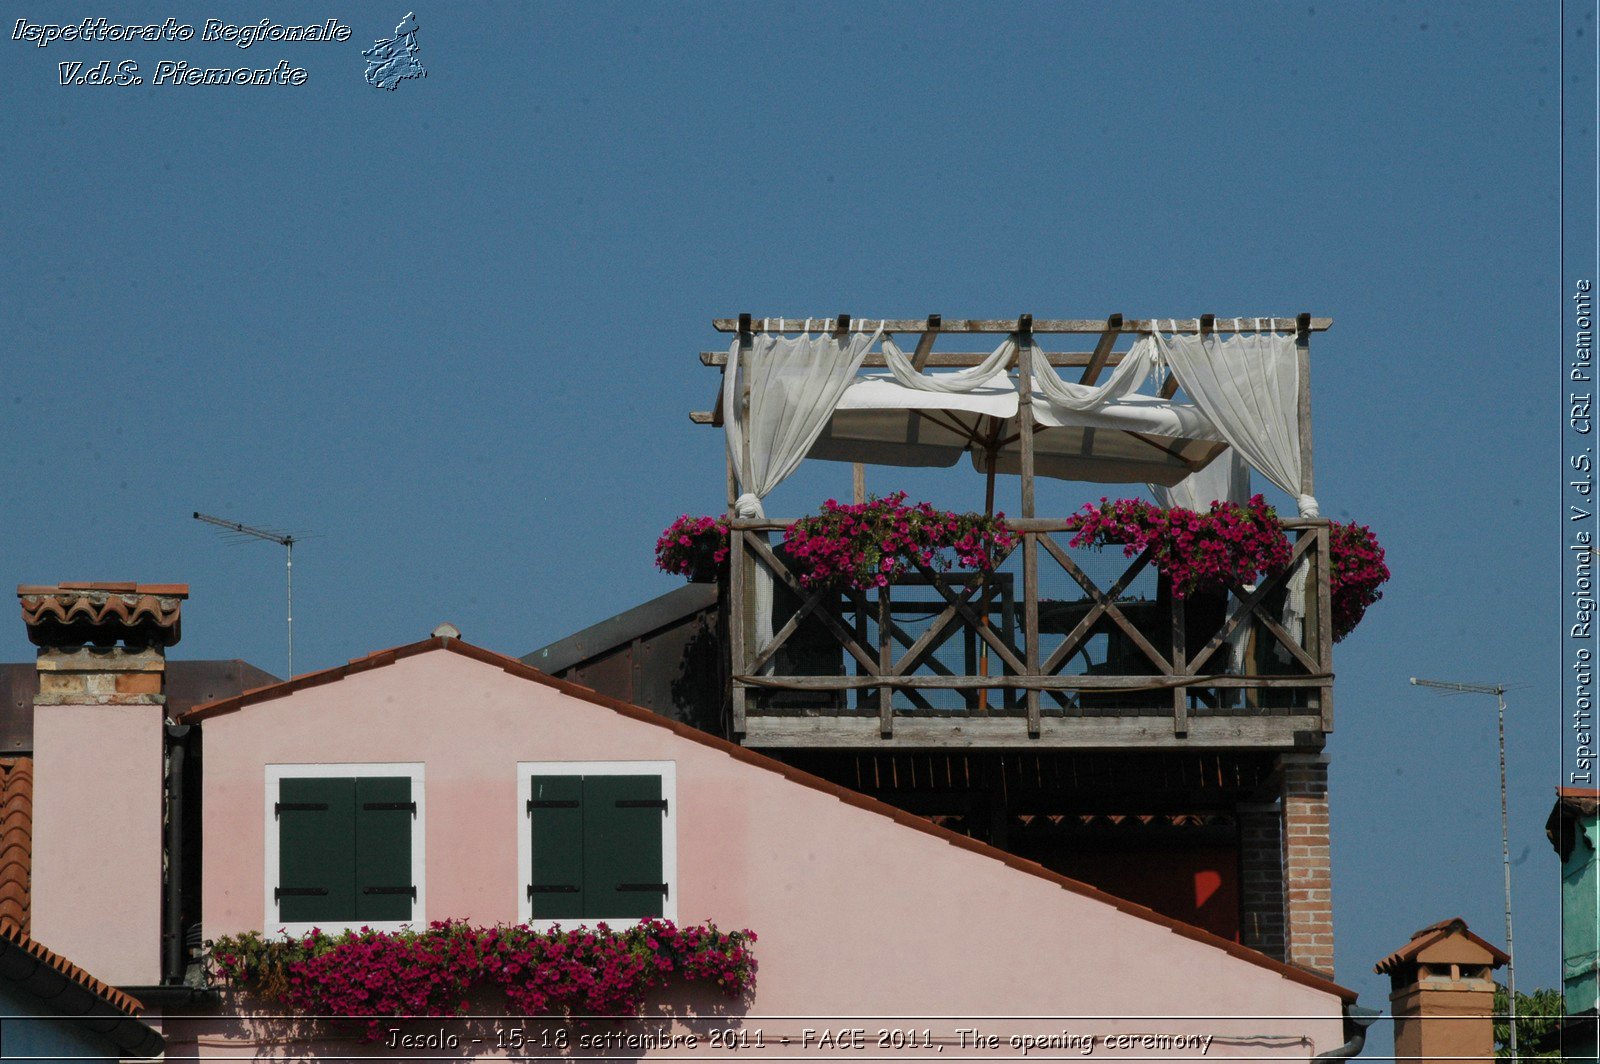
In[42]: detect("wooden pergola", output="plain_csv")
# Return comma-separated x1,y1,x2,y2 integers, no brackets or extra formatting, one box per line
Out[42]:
693,313,1334,752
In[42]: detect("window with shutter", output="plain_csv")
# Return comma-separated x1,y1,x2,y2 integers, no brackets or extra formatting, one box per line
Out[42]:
584,775,665,920
527,775,586,920
276,777,354,924
355,776,416,922
520,762,675,926
268,765,424,934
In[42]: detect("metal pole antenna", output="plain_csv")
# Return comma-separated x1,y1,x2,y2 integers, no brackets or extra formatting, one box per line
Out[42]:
1410,676,1517,1061
1495,685,1514,1058
285,536,293,678
193,512,298,678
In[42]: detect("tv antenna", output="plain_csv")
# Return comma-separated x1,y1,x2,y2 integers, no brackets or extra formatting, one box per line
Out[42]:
193,512,300,677
1409,676,1516,1060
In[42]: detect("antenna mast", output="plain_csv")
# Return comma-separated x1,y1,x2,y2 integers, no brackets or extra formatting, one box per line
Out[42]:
1410,676,1516,1060
193,512,297,677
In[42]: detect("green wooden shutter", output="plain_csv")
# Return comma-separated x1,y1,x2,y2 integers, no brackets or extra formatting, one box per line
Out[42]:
528,775,586,919
354,776,415,922
277,777,355,923
583,775,665,920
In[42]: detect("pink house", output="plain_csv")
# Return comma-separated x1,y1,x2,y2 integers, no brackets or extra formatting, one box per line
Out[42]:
21,586,1362,1059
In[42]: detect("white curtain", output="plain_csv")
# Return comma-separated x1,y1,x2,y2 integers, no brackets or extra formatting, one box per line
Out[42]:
881,335,1014,392
723,322,884,665
1150,326,1319,519
1151,324,1317,656
1031,335,1161,411
722,323,882,517
1149,450,1250,511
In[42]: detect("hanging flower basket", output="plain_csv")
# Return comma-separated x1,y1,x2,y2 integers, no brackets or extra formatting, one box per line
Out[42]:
1064,496,1388,642
1065,495,1292,598
656,495,1016,594
655,515,730,582
783,493,1017,592
1327,519,1388,642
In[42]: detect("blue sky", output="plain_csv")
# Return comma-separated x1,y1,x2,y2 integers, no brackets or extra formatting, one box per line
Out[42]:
0,1,1578,1053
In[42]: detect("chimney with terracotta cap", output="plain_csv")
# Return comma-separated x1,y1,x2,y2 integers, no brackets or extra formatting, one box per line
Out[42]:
1375,917,1509,1064
19,583,186,986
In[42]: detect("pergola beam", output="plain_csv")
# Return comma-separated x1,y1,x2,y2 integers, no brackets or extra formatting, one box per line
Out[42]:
712,317,1331,334
701,349,1137,368
1079,314,1124,386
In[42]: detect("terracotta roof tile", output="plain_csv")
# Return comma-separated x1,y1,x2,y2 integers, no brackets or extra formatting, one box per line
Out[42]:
1374,917,1509,973
0,757,29,934
17,585,187,648
1555,787,1600,815
183,635,1358,1004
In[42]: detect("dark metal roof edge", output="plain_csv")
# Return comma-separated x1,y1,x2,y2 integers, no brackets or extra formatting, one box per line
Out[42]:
0,941,164,1057
521,583,719,674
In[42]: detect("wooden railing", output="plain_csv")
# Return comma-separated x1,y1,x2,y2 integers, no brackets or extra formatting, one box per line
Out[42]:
726,519,1333,747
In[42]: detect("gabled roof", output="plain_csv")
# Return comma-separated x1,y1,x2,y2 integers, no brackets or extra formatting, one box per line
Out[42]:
1373,917,1510,974
182,633,1358,1004
0,922,163,1057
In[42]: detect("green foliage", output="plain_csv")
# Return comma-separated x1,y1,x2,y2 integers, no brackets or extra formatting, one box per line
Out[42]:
1494,984,1565,1060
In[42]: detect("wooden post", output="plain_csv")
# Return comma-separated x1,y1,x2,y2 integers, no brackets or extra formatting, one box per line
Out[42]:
1016,317,1037,734
1080,314,1123,386
730,314,754,738
1171,591,1188,737
739,317,754,511
1296,311,1326,730
848,589,866,715
852,464,866,504
911,314,941,370
878,585,893,738
730,528,747,736
1316,523,1335,733
1295,312,1314,506
1024,532,1040,738
1016,316,1036,519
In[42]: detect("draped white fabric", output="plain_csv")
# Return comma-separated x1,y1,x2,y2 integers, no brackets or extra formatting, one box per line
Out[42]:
723,324,883,664
881,336,1014,392
1151,327,1319,518
1149,450,1251,511
1030,335,1161,411
722,324,883,517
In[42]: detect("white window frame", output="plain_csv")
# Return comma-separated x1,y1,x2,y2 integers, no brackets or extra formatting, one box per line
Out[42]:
265,762,426,937
516,761,677,929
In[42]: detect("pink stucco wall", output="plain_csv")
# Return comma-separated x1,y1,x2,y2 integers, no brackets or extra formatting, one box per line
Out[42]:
180,646,1348,1059
33,703,164,986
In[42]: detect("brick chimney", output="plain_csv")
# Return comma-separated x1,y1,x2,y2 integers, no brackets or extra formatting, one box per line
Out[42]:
20,583,186,986
1280,752,1334,976
1375,917,1509,1064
